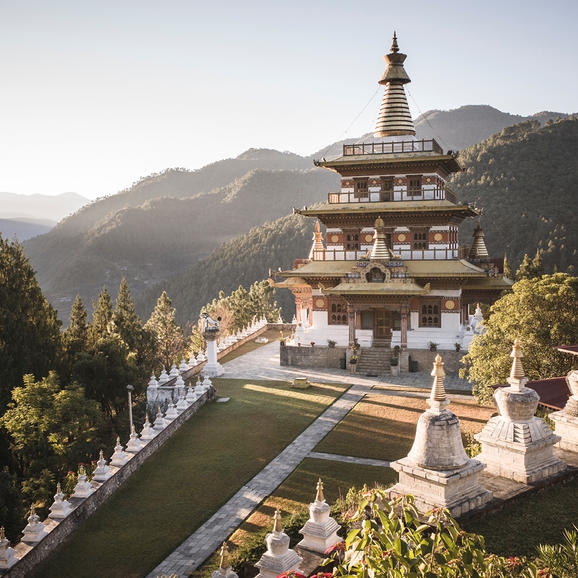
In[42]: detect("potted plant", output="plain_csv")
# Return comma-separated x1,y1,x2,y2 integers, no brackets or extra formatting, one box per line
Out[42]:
429,341,438,352
390,356,400,376
310,341,315,347
327,339,337,348
349,355,358,373
455,342,462,352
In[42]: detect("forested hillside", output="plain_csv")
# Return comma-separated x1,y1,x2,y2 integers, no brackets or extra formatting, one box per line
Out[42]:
138,118,577,324
135,214,314,323
452,117,577,272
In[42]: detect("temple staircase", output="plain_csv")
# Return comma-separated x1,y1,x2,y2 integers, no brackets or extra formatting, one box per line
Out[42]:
357,348,392,376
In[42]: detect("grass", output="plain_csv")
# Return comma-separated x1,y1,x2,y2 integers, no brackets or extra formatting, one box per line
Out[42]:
314,393,496,461
463,476,578,557
197,457,398,576
33,378,349,578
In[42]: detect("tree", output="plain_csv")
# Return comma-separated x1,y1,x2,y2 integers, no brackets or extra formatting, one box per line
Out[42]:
503,253,513,280
112,278,143,352
516,250,544,281
89,287,113,344
0,235,62,411
532,249,545,277
63,295,89,361
0,372,104,486
461,274,578,403
145,291,186,369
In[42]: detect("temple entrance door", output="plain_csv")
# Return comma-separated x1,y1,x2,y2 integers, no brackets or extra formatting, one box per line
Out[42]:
373,309,392,347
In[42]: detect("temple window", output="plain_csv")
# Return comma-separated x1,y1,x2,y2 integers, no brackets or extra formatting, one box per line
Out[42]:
344,231,360,250
420,301,441,327
412,229,429,250
407,175,422,196
353,178,369,198
328,298,348,325
380,177,394,201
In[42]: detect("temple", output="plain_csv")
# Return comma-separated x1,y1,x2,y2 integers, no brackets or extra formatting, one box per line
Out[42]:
275,34,510,370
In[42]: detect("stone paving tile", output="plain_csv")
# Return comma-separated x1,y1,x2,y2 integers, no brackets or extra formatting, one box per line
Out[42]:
309,451,390,468
147,382,373,578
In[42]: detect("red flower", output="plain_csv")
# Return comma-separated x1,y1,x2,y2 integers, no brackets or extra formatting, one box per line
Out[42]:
324,541,345,555
277,572,306,578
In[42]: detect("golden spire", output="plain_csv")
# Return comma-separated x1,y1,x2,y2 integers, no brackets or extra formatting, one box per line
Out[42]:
370,217,391,260
507,339,528,390
315,478,325,502
427,355,449,412
374,32,415,137
309,220,325,260
56,482,62,494
470,220,489,259
0,527,5,541
219,542,230,570
272,509,282,533
99,449,104,460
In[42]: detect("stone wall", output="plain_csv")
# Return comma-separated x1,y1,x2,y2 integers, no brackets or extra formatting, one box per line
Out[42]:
407,349,466,374
280,345,347,368
4,388,216,578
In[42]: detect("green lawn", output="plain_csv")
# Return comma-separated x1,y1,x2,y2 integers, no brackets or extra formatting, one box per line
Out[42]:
314,393,495,462
463,476,578,557
33,379,349,578
197,457,398,576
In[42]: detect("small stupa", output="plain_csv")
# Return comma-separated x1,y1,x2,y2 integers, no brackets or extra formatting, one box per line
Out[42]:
298,478,341,553
179,359,189,372
552,369,578,452
153,409,168,431
125,425,144,454
158,369,169,384
0,527,18,569
48,483,74,519
176,388,188,412
148,373,158,387
185,385,197,404
211,542,238,578
22,507,47,544
475,340,566,483
140,415,156,441
188,352,198,367
202,374,213,389
110,436,128,467
255,510,302,578
92,450,113,482
197,350,207,363
389,355,492,516
370,217,391,261
71,465,94,499
164,402,179,422
169,363,179,379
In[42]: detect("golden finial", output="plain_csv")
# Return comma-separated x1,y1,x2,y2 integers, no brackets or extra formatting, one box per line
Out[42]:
78,464,86,476
391,31,399,53
507,339,528,390
219,542,230,570
131,424,137,434
315,478,325,502
430,354,447,401
315,219,321,233
116,435,121,445
272,509,282,533
99,449,104,460
374,217,385,230
30,505,36,517
56,482,62,494
0,527,5,541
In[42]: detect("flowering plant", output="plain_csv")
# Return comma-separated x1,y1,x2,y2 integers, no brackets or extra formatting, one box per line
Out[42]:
310,341,315,347
277,572,306,578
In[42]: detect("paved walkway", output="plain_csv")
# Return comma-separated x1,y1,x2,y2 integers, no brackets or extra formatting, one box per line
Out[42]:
221,341,472,391
147,381,374,577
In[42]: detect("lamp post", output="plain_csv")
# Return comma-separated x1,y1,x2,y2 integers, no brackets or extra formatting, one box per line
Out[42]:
126,384,134,433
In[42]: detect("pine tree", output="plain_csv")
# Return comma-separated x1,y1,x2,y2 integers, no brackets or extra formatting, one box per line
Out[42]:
515,253,535,280
0,235,61,410
503,254,513,280
144,291,186,369
112,279,143,351
64,295,88,359
89,287,113,343
532,249,545,278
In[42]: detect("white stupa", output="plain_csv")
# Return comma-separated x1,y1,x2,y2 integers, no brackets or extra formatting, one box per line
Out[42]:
110,436,128,467
0,526,18,569
71,465,94,499
92,449,113,482
21,507,47,544
158,369,169,384
125,425,144,454
48,483,74,519
153,409,168,431
140,415,156,441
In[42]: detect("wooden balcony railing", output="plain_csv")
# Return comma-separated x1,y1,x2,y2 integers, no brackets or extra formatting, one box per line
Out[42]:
343,138,443,156
328,187,457,204
312,247,464,261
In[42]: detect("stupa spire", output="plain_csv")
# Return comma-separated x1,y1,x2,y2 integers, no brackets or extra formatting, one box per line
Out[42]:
272,509,282,533
309,220,325,260
427,354,449,413
374,32,415,138
370,217,391,260
470,221,489,259
315,478,325,503
507,338,528,390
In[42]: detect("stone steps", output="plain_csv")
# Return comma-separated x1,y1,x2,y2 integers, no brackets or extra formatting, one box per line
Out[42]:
357,348,392,375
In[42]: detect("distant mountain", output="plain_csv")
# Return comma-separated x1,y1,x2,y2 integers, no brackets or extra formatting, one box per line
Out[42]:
0,191,89,222
312,105,568,159
135,213,314,323
24,154,338,320
135,117,578,326
0,217,55,241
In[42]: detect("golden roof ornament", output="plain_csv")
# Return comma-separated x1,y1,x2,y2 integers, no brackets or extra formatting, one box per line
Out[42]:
315,478,325,503
507,339,528,391
374,32,415,137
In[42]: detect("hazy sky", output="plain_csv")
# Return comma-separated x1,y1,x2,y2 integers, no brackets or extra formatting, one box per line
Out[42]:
1,0,576,198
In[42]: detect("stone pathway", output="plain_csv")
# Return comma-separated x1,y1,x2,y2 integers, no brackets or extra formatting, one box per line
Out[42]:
221,341,472,391
147,381,374,578
309,451,390,468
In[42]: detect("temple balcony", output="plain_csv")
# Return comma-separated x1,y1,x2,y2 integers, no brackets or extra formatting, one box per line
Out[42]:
312,246,467,261
327,187,456,204
342,138,443,156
